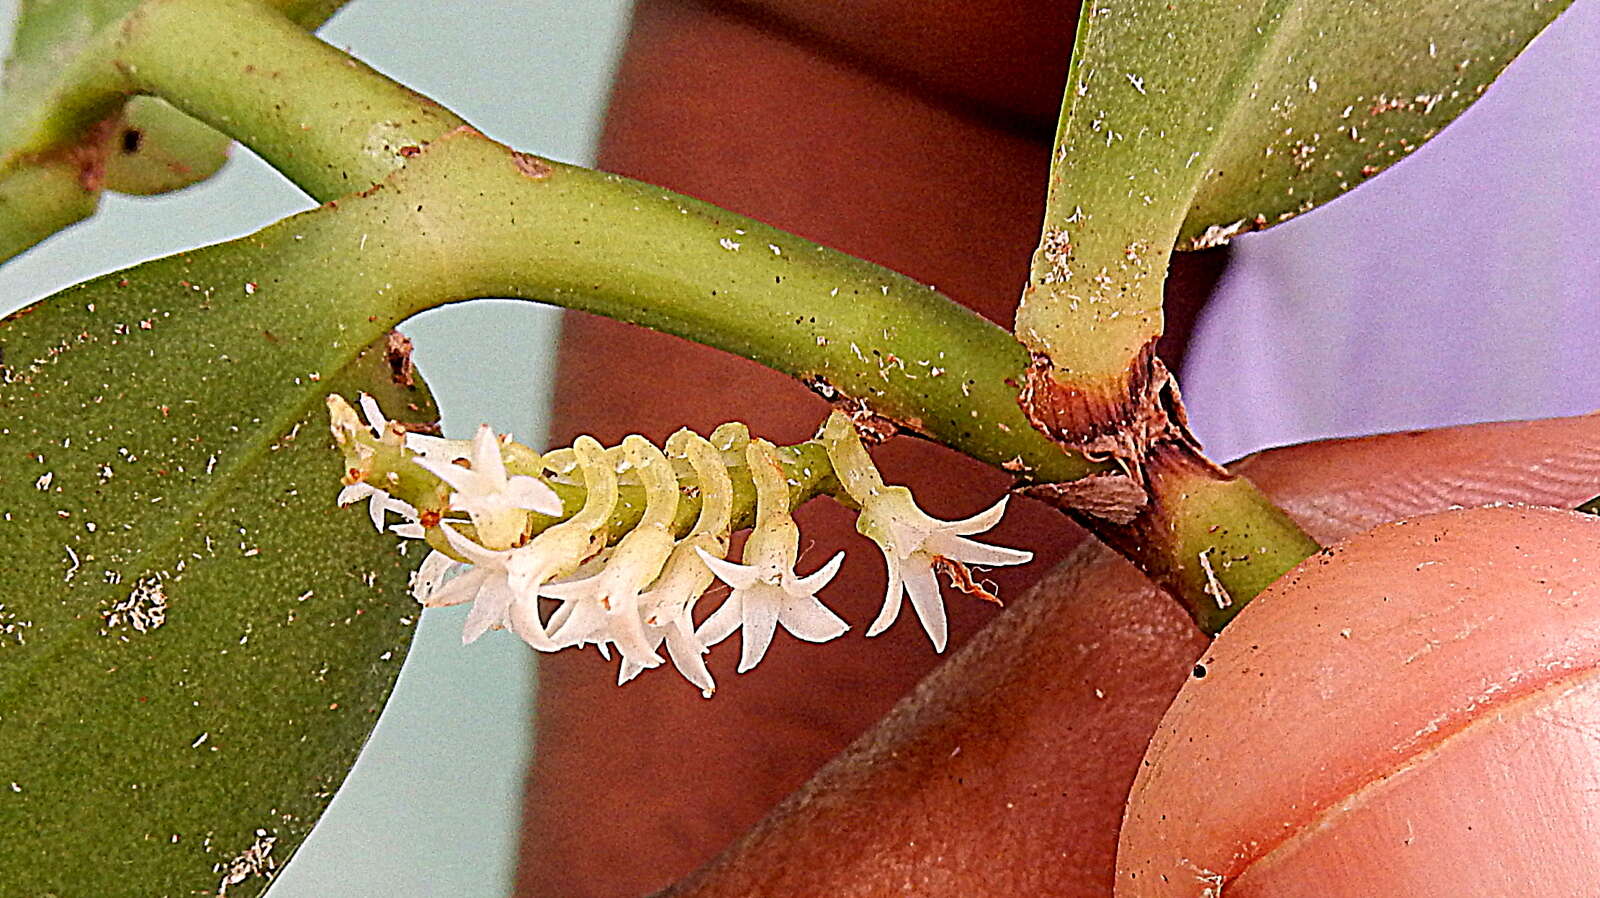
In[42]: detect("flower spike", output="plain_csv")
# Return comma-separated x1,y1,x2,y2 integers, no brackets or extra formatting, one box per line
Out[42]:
697,439,848,673
821,412,1032,652
331,397,1029,695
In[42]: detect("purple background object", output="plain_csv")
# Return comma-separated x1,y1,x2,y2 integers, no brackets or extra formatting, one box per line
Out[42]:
1184,2,1600,463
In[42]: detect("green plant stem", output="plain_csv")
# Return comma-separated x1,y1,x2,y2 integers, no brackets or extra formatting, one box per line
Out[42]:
1015,5,1195,392
0,0,361,265
0,0,464,204
318,127,1101,483
2,0,1105,480
1017,2,1315,384
1003,2,1327,628
5,0,1319,628
1096,447,1319,633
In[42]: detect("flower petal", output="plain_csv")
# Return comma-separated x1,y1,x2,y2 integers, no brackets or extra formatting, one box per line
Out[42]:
411,550,458,602
357,392,389,436
405,432,469,460
617,648,658,687
544,596,581,637
735,586,782,673
439,522,505,566
411,453,479,497
337,482,376,507
366,490,392,531
461,576,514,644
469,423,509,485
790,550,845,595
696,593,742,648
932,534,1034,568
606,601,664,669
946,495,1011,535
507,591,561,651
902,562,948,652
697,548,761,590
662,617,716,698
423,565,485,608
504,475,563,516
777,594,848,644
865,552,906,638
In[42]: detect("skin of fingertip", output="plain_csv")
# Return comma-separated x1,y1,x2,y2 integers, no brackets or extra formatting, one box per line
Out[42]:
654,415,1600,898
1119,504,1600,896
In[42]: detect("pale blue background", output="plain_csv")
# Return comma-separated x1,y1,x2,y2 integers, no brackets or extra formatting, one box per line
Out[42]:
0,2,634,895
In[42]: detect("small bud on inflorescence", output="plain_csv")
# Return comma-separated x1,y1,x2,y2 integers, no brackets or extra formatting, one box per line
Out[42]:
328,395,1033,696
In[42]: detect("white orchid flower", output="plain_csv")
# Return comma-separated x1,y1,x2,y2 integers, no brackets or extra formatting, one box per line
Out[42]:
619,429,737,697
697,439,848,673
821,412,1032,652
422,523,550,647
856,489,1030,651
327,394,423,534
424,436,617,648
543,436,680,668
412,423,562,550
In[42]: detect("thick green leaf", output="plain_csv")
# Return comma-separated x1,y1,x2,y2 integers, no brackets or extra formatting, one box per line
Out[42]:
1016,0,1573,381
0,218,436,894
1054,0,1574,250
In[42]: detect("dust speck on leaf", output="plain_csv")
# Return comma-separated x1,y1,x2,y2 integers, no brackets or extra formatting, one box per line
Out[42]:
0,602,32,646
1198,550,1233,610
214,829,278,895
101,575,169,636
1039,229,1073,284
511,151,553,179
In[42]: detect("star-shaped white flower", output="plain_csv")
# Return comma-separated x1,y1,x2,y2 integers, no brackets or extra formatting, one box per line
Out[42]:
820,411,1032,652
695,439,847,672
697,545,846,673
412,424,562,550
424,523,560,648
857,488,1032,652
419,435,617,648
543,532,667,663
614,428,737,697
